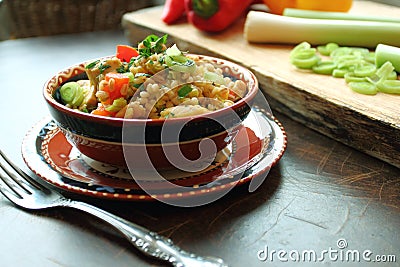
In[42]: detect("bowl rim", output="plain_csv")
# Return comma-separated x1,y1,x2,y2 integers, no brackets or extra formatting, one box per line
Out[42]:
43,54,259,125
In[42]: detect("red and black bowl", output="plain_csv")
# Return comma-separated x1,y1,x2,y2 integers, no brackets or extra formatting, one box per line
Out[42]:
43,55,259,169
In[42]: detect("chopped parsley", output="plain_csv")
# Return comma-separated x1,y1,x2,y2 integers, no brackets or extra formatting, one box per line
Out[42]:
138,34,168,58
98,63,111,74
177,84,193,98
127,57,136,69
116,65,127,73
85,60,100,69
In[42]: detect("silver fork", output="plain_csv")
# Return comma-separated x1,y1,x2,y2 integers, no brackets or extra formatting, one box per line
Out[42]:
0,149,228,267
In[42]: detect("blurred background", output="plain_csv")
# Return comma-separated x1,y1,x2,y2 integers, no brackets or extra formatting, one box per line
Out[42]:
0,0,399,41
0,0,163,40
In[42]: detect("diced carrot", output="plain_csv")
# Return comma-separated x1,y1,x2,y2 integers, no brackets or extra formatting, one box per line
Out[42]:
104,72,130,102
91,105,116,117
116,45,139,62
105,72,130,88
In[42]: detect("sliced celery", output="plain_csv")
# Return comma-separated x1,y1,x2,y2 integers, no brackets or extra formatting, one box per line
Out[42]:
317,43,339,56
165,44,182,57
292,48,317,59
332,68,348,78
348,82,377,95
204,71,225,85
289,41,400,95
363,52,376,64
374,61,396,84
330,47,354,59
124,72,135,83
312,61,337,75
289,42,311,59
290,42,320,69
344,73,368,83
169,59,196,73
106,98,127,112
164,43,196,73
291,55,320,69
377,80,400,94
387,71,398,80
354,64,377,77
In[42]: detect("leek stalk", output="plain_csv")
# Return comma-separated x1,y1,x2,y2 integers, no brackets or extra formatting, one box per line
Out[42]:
283,8,400,24
244,11,400,47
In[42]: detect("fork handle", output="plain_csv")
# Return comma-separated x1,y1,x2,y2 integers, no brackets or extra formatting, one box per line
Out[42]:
65,200,224,267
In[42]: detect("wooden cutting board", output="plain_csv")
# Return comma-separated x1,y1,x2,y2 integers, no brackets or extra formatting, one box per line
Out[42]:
122,1,400,168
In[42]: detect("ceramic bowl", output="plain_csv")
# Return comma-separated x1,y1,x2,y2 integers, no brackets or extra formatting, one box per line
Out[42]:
43,55,258,169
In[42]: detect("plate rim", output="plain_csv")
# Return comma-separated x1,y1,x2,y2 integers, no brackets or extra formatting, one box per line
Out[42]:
21,108,287,201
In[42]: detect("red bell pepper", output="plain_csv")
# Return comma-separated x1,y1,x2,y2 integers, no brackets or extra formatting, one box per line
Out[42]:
116,45,139,62
185,0,254,32
162,0,186,24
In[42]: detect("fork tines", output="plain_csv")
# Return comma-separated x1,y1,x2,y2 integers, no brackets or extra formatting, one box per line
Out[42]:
0,149,43,198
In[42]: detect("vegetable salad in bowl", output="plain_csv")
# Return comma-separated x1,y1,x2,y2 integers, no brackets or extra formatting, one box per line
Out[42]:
57,34,247,120
44,34,258,167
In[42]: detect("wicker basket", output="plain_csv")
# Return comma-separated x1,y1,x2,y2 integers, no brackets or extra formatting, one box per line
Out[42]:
5,0,155,39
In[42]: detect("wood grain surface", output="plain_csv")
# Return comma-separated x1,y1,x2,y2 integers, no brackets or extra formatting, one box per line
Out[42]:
121,1,400,168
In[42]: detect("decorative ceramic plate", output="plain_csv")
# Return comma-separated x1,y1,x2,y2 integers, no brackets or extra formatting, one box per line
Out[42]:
21,108,287,201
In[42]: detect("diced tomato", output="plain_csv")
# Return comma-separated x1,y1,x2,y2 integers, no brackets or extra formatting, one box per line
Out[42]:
116,45,139,62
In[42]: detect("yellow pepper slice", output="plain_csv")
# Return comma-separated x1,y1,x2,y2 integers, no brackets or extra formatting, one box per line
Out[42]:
262,0,353,15
296,0,352,12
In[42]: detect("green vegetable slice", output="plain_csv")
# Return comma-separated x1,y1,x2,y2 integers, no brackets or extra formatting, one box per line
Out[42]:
166,44,183,57
353,64,377,77
317,43,339,56
377,80,400,94
106,98,127,112
169,59,196,73
344,72,368,83
332,68,348,78
375,61,395,78
71,85,85,107
348,81,377,95
292,48,317,59
290,42,311,58
204,71,225,85
164,44,196,73
387,71,398,80
291,55,320,69
330,47,353,59
289,41,400,95
177,84,193,98
363,52,376,64
60,82,79,104
312,61,337,75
